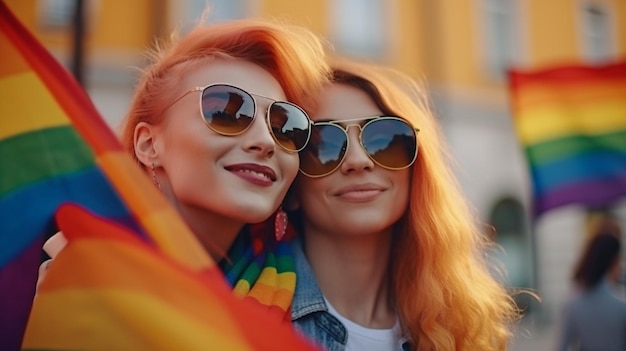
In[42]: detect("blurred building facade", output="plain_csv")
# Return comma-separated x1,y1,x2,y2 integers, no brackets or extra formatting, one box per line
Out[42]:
6,0,626,349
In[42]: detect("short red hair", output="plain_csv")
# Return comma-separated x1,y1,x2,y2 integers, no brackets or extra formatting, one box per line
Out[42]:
120,19,331,165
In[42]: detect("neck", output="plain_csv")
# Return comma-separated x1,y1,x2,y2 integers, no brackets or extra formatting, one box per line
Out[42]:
156,177,244,261
177,204,244,262
303,225,396,328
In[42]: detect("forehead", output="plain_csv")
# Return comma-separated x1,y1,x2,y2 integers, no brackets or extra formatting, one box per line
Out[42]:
312,83,382,122
180,58,286,101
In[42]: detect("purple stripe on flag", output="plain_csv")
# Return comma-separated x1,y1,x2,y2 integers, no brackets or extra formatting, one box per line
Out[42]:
534,175,626,216
0,238,42,351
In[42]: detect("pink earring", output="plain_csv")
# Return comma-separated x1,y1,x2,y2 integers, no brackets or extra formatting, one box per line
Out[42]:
274,207,288,241
151,162,161,190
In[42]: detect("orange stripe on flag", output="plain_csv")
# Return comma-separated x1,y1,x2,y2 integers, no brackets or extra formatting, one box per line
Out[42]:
97,151,214,269
0,26,30,77
512,81,626,112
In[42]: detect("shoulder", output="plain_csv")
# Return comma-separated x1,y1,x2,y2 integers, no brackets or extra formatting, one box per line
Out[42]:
601,282,626,305
290,237,348,350
290,237,327,318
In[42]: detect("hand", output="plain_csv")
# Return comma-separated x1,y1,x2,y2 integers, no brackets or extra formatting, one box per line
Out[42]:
36,231,68,292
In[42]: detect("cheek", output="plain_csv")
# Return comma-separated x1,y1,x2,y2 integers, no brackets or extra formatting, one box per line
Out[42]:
165,120,231,161
161,120,201,152
293,177,330,214
394,169,412,208
279,151,300,183
160,128,220,184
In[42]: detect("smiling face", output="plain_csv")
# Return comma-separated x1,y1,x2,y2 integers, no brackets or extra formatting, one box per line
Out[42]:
294,83,410,238
143,58,300,229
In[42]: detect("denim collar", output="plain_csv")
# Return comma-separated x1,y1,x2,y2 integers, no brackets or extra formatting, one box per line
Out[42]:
290,236,410,350
290,236,329,320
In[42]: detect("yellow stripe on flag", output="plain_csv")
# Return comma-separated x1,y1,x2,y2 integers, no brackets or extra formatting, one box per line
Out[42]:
515,100,626,144
24,290,253,351
0,72,68,140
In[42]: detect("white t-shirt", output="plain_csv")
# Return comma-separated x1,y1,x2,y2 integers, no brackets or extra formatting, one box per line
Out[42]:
325,297,404,351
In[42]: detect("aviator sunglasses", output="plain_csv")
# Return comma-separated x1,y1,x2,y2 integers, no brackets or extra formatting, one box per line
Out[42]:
169,84,312,152
299,116,420,178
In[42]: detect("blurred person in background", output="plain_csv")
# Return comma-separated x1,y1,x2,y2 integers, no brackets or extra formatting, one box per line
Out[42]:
557,220,626,351
287,59,519,351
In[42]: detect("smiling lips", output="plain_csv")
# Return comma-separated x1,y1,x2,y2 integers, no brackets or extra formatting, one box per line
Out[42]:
225,163,277,186
334,184,385,202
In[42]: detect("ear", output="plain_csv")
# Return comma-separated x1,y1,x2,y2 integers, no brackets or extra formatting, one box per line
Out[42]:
134,121,160,167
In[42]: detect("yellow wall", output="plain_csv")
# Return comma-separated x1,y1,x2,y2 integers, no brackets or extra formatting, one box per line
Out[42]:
397,0,625,97
260,0,327,35
4,0,156,55
394,0,430,80
6,0,624,93
260,0,626,98
89,0,155,49
527,0,580,67
440,0,482,86
523,0,626,67
5,0,69,49
394,0,503,93
4,0,38,27
617,0,626,53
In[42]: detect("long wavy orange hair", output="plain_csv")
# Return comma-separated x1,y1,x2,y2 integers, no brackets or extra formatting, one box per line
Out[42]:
119,18,331,164
329,58,519,351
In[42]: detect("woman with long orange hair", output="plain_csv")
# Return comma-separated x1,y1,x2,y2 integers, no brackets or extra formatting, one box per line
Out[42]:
288,59,518,350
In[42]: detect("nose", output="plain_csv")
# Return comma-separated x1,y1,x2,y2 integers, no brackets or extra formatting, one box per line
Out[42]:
242,102,276,157
339,126,374,174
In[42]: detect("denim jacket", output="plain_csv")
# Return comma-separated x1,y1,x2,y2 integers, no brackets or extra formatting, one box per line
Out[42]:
290,237,410,351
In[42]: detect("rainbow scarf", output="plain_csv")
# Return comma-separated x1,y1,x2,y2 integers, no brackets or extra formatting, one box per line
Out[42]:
223,219,297,321
0,3,316,350
509,61,626,217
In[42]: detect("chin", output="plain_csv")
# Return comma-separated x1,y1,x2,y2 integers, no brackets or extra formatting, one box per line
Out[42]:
338,220,392,235
245,214,271,224
236,204,277,224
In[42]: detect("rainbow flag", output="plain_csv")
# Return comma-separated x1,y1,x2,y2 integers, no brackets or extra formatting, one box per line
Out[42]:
0,3,317,350
24,205,316,350
509,61,626,217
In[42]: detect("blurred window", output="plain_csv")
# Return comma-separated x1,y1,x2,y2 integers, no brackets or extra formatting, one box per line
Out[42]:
489,197,534,311
582,4,613,63
38,0,75,28
181,0,249,29
483,0,518,79
329,0,387,60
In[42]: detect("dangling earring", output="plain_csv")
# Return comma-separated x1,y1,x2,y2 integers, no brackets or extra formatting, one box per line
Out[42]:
151,162,161,190
274,207,288,241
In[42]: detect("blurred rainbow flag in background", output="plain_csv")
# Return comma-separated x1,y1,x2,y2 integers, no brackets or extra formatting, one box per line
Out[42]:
0,2,316,350
509,61,626,218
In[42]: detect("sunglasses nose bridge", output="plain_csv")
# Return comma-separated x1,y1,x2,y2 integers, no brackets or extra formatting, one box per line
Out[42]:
249,93,277,113
243,110,278,157
339,124,375,172
342,123,366,153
